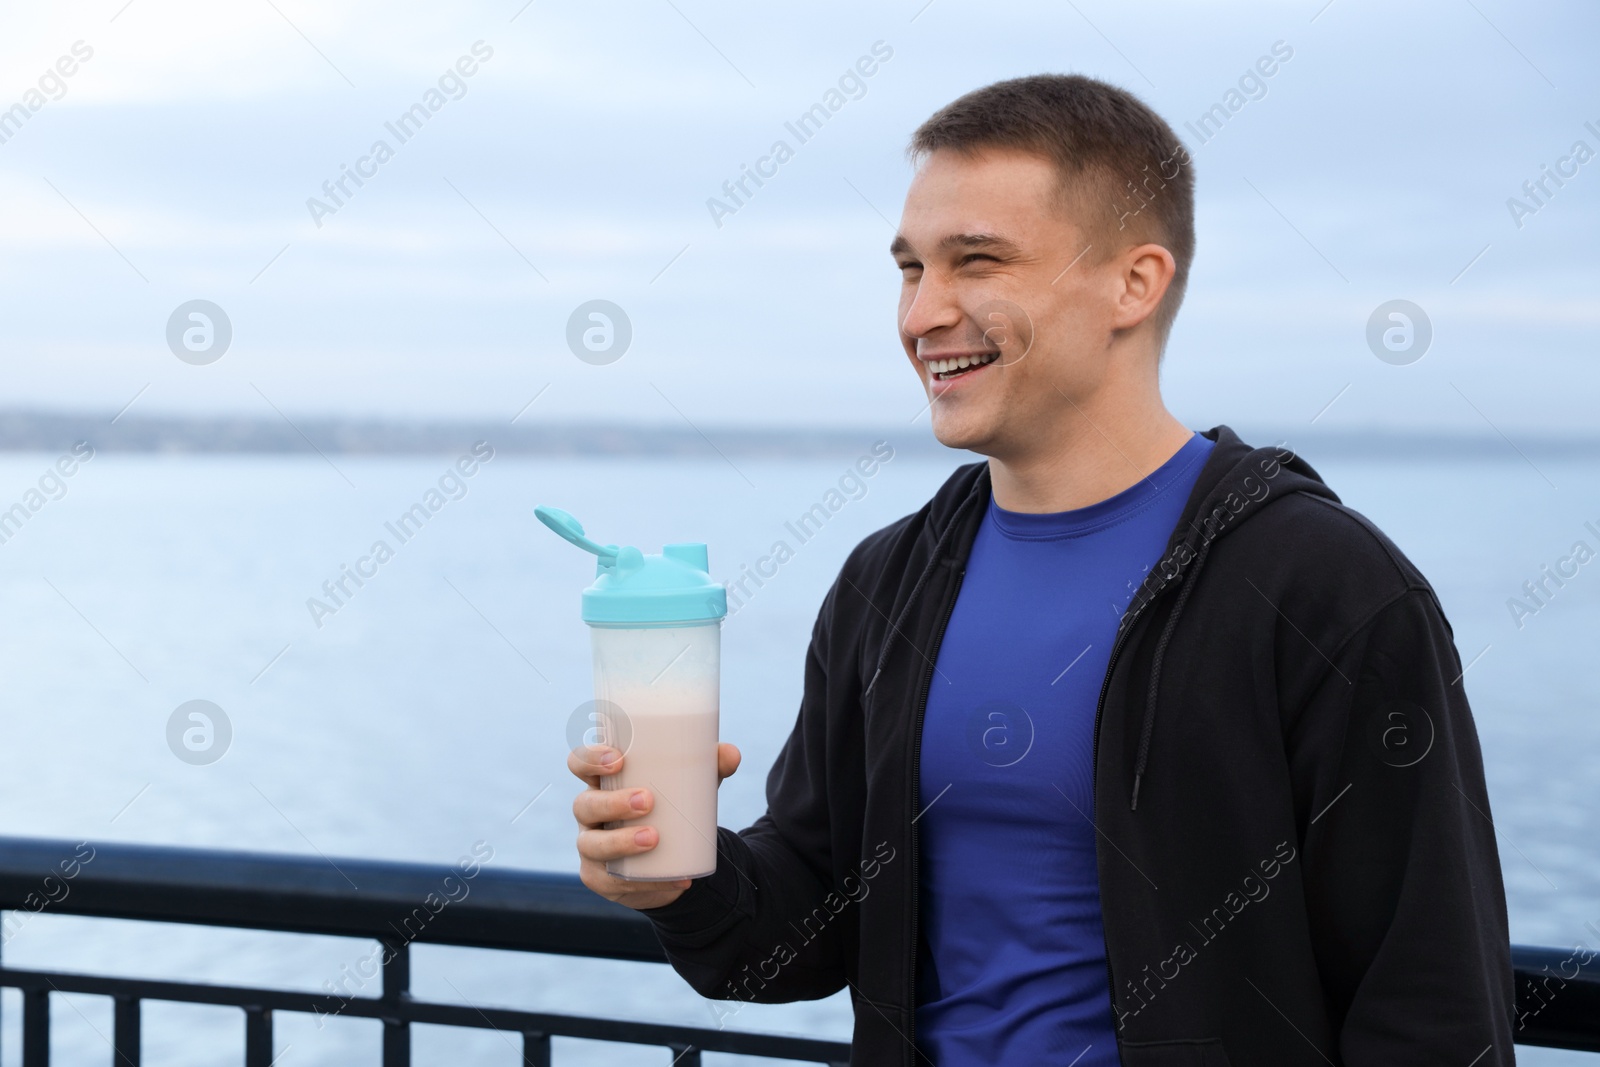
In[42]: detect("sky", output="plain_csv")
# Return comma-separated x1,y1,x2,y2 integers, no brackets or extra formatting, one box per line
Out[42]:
1,0,1596,435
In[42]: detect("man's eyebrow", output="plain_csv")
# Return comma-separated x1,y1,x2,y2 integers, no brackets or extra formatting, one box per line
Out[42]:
888,231,1021,259
940,231,1022,255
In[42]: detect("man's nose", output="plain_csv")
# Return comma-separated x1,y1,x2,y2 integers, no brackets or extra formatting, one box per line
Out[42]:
900,273,964,340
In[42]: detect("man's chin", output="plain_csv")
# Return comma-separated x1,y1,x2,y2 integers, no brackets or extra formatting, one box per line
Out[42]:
928,412,998,456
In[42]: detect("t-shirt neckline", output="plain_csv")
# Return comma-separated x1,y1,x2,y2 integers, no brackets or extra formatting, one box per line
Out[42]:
986,432,1210,541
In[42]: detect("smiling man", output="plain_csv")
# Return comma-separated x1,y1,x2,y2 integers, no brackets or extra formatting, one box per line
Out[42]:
570,74,1514,1065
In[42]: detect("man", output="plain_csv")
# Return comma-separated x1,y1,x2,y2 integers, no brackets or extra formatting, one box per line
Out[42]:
569,74,1513,1065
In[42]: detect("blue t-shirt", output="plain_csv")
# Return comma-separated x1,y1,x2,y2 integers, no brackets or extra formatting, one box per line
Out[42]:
915,432,1214,1065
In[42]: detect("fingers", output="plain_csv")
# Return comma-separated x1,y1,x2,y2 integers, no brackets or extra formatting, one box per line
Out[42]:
573,783,652,829
574,824,692,909
571,778,679,903
577,853,692,906
577,820,662,865
566,743,621,788
570,741,724,911
717,742,742,781
573,802,693,909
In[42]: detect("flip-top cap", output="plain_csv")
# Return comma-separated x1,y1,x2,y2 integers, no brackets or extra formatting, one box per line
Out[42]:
536,505,726,626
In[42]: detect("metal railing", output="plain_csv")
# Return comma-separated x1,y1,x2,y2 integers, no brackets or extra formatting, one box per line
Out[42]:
0,835,1596,1064
0,836,848,1066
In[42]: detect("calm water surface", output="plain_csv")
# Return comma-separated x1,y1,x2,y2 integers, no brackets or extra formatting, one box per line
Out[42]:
0,448,1594,1064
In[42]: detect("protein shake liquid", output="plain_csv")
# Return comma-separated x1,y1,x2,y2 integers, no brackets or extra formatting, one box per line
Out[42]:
591,622,720,879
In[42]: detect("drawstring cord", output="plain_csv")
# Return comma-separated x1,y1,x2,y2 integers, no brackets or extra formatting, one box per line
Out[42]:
1130,537,1213,811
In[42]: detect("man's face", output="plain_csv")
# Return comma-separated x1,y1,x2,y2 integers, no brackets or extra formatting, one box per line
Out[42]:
893,147,1115,457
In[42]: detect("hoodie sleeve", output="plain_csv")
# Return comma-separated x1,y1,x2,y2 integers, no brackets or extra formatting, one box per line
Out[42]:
637,578,851,1004
1291,587,1516,1064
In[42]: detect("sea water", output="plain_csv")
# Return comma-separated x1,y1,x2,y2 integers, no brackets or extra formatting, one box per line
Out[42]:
0,449,1594,1065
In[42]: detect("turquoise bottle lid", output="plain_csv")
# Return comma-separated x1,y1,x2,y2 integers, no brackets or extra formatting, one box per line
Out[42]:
536,505,727,627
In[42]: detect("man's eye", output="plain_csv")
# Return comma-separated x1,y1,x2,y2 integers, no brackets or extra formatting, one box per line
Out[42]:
897,261,922,272
959,253,997,266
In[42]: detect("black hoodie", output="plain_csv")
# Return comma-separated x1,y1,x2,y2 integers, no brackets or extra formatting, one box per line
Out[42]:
642,425,1515,1066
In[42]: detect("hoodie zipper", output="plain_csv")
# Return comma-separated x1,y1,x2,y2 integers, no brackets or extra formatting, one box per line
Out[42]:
906,564,965,1064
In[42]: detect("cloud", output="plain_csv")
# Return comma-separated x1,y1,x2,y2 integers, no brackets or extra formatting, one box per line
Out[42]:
0,0,1596,432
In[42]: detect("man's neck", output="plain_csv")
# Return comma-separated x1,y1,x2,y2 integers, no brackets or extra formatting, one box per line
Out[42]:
987,400,1194,514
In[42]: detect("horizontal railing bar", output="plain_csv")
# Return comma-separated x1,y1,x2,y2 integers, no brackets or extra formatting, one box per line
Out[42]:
0,967,851,1062
0,835,661,962
1509,944,1600,1053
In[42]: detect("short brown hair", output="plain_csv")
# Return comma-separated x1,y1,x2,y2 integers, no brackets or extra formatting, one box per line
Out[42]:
908,74,1195,345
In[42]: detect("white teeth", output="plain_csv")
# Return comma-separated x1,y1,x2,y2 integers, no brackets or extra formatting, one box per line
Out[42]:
929,351,999,378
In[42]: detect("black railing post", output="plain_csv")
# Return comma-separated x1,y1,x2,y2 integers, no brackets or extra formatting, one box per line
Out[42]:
381,941,411,1067
243,1005,272,1067
22,988,49,1067
113,994,141,1066
522,1030,551,1066
667,1043,701,1066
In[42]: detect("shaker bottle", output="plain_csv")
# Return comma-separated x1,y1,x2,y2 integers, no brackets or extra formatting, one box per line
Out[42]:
537,505,727,881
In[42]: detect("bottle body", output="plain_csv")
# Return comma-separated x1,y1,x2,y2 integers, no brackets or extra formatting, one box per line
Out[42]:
591,620,720,880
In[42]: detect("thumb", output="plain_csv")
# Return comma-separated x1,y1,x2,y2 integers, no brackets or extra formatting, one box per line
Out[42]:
717,742,742,782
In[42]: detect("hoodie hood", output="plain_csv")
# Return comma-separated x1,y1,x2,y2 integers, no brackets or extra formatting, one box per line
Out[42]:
1123,425,1339,627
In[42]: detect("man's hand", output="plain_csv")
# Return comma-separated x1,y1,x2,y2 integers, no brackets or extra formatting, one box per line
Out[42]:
569,741,742,910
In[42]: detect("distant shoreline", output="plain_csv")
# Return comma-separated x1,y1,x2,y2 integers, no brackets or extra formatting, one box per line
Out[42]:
0,409,1594,459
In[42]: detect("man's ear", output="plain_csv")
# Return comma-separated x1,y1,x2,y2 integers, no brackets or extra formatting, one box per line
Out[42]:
1112,243,1176,332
